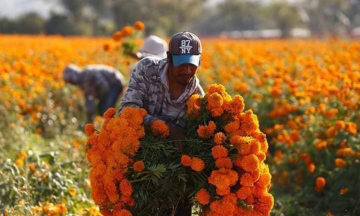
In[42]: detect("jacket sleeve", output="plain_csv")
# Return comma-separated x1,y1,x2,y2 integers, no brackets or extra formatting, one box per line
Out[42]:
118,60,159,126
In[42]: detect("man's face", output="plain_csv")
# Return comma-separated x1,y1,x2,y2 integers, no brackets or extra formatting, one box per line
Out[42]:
171,63,198,85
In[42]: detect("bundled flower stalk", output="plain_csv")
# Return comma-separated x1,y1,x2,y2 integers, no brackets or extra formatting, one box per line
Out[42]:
185,84,274,216
85,84,273,216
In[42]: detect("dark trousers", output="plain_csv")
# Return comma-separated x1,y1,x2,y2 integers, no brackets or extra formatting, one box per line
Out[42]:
99,86,122,116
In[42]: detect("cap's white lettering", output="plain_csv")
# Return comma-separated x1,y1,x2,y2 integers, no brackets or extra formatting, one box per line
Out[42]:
180,40,192,54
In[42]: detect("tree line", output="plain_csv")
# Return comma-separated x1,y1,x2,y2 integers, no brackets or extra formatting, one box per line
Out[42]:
0,0,359,37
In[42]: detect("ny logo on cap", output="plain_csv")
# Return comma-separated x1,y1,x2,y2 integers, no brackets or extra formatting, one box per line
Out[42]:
179,40,192,54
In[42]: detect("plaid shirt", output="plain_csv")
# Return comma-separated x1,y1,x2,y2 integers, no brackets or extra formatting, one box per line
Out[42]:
119,57,204,127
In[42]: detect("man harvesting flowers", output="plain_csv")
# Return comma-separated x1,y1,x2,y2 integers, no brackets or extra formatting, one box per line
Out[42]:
118,31,204,216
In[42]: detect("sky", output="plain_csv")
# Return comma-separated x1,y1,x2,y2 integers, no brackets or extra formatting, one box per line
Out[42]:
0,0,62,19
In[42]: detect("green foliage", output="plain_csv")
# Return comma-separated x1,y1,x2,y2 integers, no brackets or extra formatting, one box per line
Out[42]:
0,151,92,214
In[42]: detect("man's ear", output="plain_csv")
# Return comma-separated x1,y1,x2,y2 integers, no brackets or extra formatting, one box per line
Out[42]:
167,51,173,65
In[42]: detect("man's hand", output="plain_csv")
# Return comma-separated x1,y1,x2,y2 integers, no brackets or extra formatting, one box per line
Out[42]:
167,124,186,152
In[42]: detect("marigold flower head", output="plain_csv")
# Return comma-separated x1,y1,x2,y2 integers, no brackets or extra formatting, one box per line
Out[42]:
208,84,227,96
133,161,145,172
257,172,271,188
133,21,145,31
114,209,132,216
226,95,245,114
335,158,346,169
151,120,169,138
240,172,256,186
186,94,201,117
120,179,133,197
214,132,226,145
195,189,210,205
121,26,134,37
212,145,228,159
215,157,233,169
239,110,259,134
315,177,326,192
241,154,259,172
340,188,348,195
181,154,192,167
197,121,216,139
85,123,95,136
236,186,254,200
104,108,116,119
209,107,224,117
224,121,239,135
216,187,230,196
208,92,223,109
345,122,357,135
308,163,315,173
191,157,205,172
99,209,112,216
112,31,123,41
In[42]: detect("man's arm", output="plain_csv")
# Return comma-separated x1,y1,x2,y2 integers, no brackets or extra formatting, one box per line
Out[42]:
118,60,159,125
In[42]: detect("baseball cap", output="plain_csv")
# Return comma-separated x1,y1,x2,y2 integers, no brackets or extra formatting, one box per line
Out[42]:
136,35,168,59
169,31,202,67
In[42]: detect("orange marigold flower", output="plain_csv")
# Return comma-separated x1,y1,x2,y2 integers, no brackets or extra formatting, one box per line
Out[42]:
191,157,205,172
215,157,233,169
226,95,245,114
315,140,328,151
151,120,169,138
103,43,111,51
212,145,228,159
85,124,95,136
345,122,357,135
257,172,271,188
240,154,259,172
114,209,132,216
104,108,116,119
214,132,226,145
236,186,254,200
335,158,346,169
119,179,133,197
197,121,216,139
133,21,145,31
207,92,223,109
112,31,123,41
239,110,259,134
121,26,134,37
315,177,326,192
223,193,237,204
216,187,230,196
340,188,348,195
195,189,210,205
224,121,239,135
256,152,266,162
181,155,192,167
240,172,256,186
91,186,107,205
208,84,227,96
308,163,315,173
100,209,113,216
133,161,145,172
186,94,201,116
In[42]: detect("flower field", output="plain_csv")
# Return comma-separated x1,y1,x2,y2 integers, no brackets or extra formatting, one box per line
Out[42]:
1,35,360,215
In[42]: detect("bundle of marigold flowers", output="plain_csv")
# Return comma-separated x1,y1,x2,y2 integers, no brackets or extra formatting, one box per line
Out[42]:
183,84,274,216
85,84,273,216
86,107,189,215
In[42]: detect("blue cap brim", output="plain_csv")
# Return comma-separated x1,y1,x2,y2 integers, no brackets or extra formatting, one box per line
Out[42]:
172,54,200,67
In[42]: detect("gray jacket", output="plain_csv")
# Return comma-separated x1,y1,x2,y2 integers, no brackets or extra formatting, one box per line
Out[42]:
119,57,204,127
